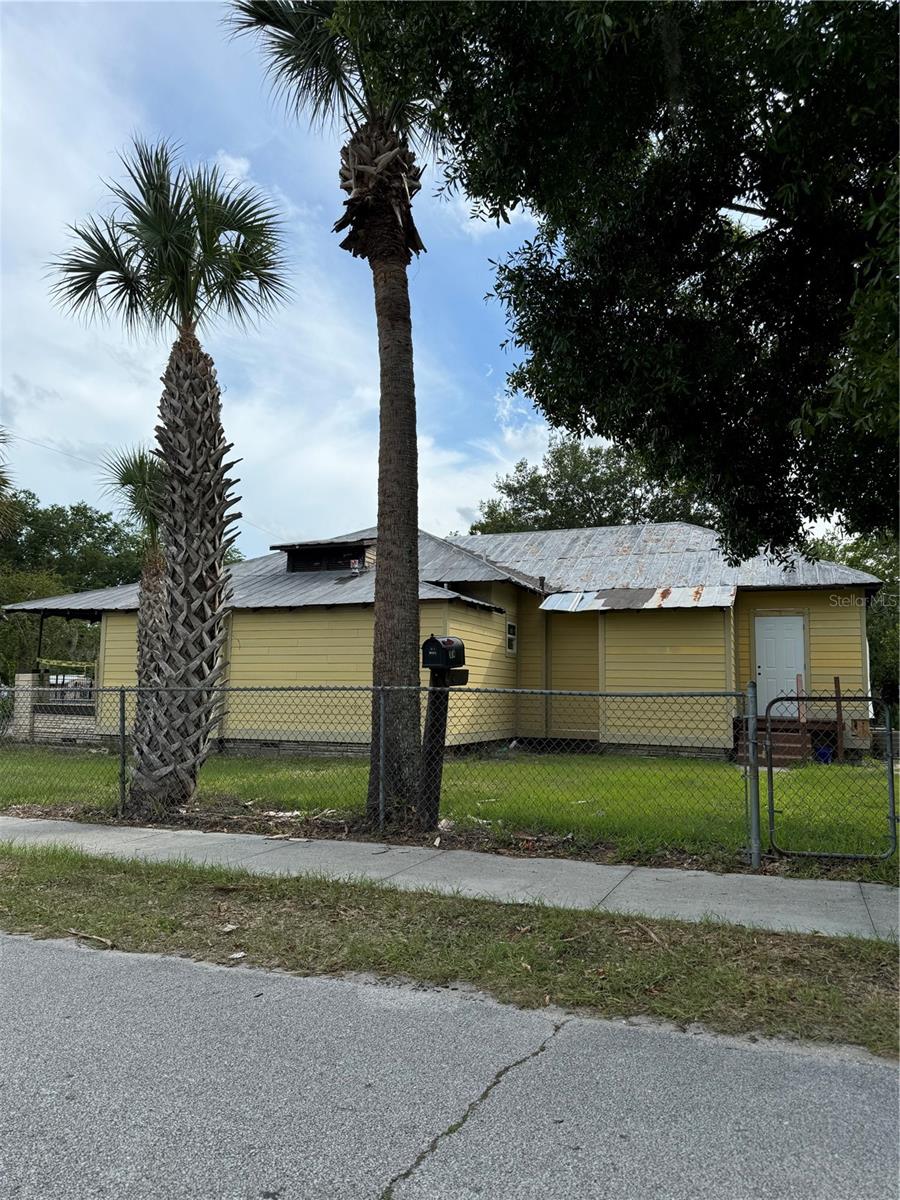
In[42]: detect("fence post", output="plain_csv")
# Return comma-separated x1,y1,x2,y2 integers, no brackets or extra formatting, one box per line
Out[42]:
118,687,127,818
885,703,897,854
746,680,761,868
377,687,386,833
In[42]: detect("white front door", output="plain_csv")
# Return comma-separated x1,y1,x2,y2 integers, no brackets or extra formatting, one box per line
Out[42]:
755,615,805,715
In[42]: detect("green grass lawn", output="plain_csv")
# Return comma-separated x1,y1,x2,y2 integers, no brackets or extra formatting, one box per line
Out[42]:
0,843,896,1057
0,745,894,881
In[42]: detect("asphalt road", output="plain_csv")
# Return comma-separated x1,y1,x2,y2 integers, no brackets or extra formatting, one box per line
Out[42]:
0,934,895,1200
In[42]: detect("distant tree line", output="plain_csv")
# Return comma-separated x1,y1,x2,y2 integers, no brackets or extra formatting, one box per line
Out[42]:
469,438,718,534
0,489,144,683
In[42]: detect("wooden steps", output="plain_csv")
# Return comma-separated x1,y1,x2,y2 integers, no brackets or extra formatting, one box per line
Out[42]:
735,725,812,767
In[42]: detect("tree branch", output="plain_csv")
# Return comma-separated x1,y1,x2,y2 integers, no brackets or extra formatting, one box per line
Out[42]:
725,202,772,220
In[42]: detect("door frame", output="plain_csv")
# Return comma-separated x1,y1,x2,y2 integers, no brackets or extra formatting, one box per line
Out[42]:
749,608,811,714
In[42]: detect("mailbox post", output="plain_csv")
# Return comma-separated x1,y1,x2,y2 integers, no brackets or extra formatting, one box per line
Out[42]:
418,636,468,829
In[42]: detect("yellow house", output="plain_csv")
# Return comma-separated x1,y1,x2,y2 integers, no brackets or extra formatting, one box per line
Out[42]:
8,523,879,753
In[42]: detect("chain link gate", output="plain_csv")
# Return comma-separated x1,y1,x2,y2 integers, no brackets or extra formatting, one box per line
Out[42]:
764,693,898,861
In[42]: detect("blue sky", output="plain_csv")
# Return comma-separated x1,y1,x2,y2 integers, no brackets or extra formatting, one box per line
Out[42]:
0,1,549,557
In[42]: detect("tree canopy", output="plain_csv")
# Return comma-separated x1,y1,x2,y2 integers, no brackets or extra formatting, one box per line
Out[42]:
806,530,899,711
0,490,144,682
347,0,899,560
470,438,718,534
1,489,145,592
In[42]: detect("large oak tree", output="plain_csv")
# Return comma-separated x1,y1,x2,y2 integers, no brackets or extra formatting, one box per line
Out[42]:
348,0,898,561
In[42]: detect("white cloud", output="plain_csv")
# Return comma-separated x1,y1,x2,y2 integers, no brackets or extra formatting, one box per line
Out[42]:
214,151,252,183
433,191,538,243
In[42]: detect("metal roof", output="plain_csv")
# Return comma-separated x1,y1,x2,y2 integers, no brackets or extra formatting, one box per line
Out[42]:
449,525,880,592
541,585,738,613
4,522,878,618
268,527,542,590
4,546,503,618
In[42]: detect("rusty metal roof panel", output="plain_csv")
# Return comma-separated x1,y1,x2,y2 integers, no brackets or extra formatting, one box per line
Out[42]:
540,585,737,613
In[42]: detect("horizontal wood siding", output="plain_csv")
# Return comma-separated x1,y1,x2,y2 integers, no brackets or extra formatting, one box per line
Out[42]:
734,588,868,695
96,613,137,732
224,603,447,741
513,590,544,737
446,585,519,742
547,612,601,738
604,609,732,748
98,613,138,688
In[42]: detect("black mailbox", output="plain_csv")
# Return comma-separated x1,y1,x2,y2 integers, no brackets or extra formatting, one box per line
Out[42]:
422,635,466,670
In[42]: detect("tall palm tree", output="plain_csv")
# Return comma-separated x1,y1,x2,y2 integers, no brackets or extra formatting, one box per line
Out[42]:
231,0,429,822
101,446,166,807
53,139,287,816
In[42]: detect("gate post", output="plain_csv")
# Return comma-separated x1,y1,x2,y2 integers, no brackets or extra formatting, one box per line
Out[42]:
746,681,761,868
118,688,127,818
377,688,386,833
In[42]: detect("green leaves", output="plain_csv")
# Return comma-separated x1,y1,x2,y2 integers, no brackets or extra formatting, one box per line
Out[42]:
0,428,14,539
228,0,439,152
50,138,288,335
469,437,718,535
353,1,897,558
100,445,165,552
228,0,367,127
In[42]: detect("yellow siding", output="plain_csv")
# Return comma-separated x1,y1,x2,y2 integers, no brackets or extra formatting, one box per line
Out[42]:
734,588,868,694
603,608,732,748
96,603,452,743
224,602,448,741
96,613,138,732
546,612,601,737
448,585,518,688
445,585,519,742
98,613,138,688
516,591,547,735
517,591,546,687
605,609,728,691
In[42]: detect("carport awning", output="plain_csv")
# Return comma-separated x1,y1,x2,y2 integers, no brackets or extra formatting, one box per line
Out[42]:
540,585,737,613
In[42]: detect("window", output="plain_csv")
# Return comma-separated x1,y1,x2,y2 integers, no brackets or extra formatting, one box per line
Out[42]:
506,621,517,654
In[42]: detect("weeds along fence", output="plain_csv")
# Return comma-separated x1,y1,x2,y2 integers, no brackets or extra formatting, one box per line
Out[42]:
0,684,895,864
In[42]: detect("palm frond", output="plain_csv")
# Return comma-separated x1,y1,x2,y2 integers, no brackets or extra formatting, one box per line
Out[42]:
187,164,291,328
228,0,368,127
111,137,196,326
50,138,288,334
49,214,149,332
100,444,165,547
0,427,15,537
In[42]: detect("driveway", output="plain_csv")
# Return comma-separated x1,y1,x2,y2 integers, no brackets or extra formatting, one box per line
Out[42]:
0,934,895,1199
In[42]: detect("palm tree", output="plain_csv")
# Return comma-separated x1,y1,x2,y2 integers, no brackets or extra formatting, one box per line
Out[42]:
230,0,429,822
0,428,15,537
101,446,166,804
52,139,287,816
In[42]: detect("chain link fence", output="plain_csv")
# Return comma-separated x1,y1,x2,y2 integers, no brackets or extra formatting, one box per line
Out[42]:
764,693,897,860
0,683,894,865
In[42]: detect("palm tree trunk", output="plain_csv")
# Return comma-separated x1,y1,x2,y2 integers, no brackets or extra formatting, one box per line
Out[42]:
365,206,422,823
123,548,165,819
128,327,239,816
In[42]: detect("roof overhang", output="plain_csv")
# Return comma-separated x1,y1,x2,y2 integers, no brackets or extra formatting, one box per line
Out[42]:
540,585,737,613
269,535,377,552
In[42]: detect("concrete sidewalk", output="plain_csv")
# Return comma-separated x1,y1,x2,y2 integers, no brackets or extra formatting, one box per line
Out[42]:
0,814,896,940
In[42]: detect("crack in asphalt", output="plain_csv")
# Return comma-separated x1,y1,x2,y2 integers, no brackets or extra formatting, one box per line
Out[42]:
378,1018,570,1199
